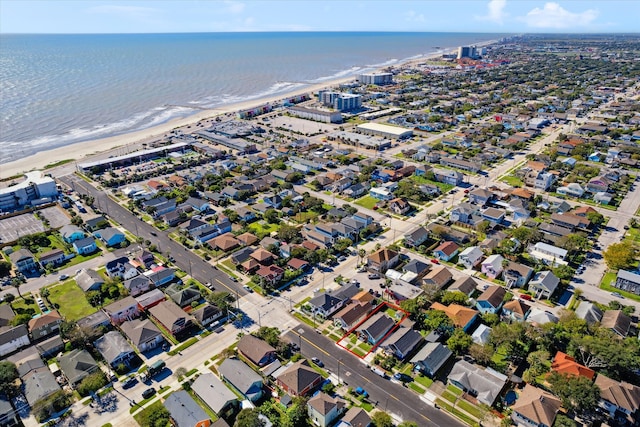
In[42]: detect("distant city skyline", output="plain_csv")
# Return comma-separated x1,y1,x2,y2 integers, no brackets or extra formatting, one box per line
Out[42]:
1,0,638,34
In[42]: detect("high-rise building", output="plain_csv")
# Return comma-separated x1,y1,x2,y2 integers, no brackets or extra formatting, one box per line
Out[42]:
317,91,362,111
457,46,479,59
357,72,393,85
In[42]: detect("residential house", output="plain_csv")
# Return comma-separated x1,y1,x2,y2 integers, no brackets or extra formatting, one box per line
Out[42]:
103,296,140,325
481,254,504,279
105,257,139,280
410,342,453,378
389,198,411,215
0,396,18,427
85,215,108,231
369,187,393,201
529,243,567,266
575,301,604,325
309,284,360,318
594,375,640,423
430,303,478,333
383,323,424,360
19,358,61,408
9,249,38,274
450,203,482,226
94,331,135,367
503,261,534,289
600,310,632,338
77,311,110,336
475,286,506,315
38,249,65,268
192,304,224,328
333,301,373,331
136,248,155,267
511,384,562,427
471,324,492,345
276,359,324,397
401,259,430,283
367,248,399,273
166,284,201,308
75,269,104,292
146,267,176,287
255,265,284,287
468,188,494,206
95,227,126,247
586,176,611,193
0,324,30,357
307,393,345,427
335,407,371,427
73,237,97,255
527,308,559,326
447,360,508,406
482,207,506,224
529,271,560,299
448,276,478,297
343,182,368,198
164,390,211,427
404,226,429,248
557,183,585,198
423,266,453,291
120,318,164,353
135,289,166,311
123,275,152,297
525,170,555,190
149,300,193,336
433,241,460,262
142,196,176,217
614,269,640,295
550,212,589,231
218,358,264,402
433,168,463,185
58,348,99,386
192,373,239,419
183,197,210,213
458,246,483,269
60,224,85,243
231,247,254,265
551,351,596,380
356,312,396,345
28,310,62,341
501,300,531,323
34,335,64,359
237,334,277,367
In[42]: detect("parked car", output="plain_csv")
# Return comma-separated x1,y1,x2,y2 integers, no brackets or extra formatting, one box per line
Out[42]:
611,292,624,298
311,357,324,367
141,388,156,399
354,387,369,398
393,373,412,383
122,377,136,389
58,274,68,280
368,273,380,280
520,294,532,301
243,285,253,293
430,259,440,264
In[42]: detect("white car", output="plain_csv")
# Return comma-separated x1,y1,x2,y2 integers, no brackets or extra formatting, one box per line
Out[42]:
58,274,69,280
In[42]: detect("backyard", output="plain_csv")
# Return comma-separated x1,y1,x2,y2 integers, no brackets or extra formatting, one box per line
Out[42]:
354,195,379,210
47,280,97,321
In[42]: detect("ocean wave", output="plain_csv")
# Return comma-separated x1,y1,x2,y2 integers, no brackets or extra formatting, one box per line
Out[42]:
365,58,399,68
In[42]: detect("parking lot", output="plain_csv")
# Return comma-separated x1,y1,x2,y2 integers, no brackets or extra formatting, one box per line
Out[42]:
0,213,46,244
39,206,71,228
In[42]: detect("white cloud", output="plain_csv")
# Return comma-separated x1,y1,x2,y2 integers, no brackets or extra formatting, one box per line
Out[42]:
477,0,508,24
405,10,425,22
223,1,245,15
520,2,598,29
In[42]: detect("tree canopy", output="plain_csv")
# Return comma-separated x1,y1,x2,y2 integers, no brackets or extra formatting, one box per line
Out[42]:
603,242,637,270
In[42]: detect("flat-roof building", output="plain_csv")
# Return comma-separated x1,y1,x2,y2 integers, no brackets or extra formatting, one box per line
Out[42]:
317,91,362,111
356,122,413,140
288,106,342,124
0,171,58,212
357,72,393,85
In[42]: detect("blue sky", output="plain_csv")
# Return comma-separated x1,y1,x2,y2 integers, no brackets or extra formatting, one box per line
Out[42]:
1,1,638,34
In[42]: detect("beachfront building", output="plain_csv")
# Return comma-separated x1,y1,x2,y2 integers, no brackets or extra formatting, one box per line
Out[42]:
237,104,272,119
0,171,58,212
357,72,393,85
77,142,191,173
356,123,413,140
288,106,342,124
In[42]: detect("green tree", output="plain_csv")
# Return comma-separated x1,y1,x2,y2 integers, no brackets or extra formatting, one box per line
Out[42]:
234,408,265,427
286,397,310,427
398,422,419,427
603,242,637,270
264,209,280,224
253,326,281,348
523,350,550,383
447,328,473,355
277,223,300,243
207,291,233,312
468,343,494,366
422,309,453,333
481,313,500,327
547,372,600,414
371,411,393,427
10,313,31,326
0,361,19,396
0,261,11,276
585,211,605,227
440,291,468,306
553,414,577,427
76,371,108,397
333,238,353,253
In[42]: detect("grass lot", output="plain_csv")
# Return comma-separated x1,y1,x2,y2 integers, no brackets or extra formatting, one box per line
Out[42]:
491,345,509,372
47,280,96,320
167,337,198,356
248,221,279,235
601,271,640,302
218,260,240,279
354,195,378,210
292,211,319,223
11,294,41,315
409,382,426,394
62,250,103,269
499,175,524,187
624,227,640,244
411,175,454,193
415,375,433,389
131,398,161,417
435,399,480,427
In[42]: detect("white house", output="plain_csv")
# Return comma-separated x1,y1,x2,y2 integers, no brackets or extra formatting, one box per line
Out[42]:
481,254,504,279
557,183,585,198
458,246,483,269
529,270,560,299
529,242,567,266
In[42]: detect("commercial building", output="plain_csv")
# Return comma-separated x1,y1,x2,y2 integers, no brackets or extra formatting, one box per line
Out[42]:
317,91,362,111
457,46,479,59
288,106,342,123
0,171,58,212
356,123,413,140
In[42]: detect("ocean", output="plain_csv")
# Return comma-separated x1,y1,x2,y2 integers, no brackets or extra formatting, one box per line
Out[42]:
0,32,505,164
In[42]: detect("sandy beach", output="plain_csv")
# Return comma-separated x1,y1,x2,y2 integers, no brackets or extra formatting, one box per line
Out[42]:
0,41,496,180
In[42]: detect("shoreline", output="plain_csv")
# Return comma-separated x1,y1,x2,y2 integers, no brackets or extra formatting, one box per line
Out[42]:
0,39,498,179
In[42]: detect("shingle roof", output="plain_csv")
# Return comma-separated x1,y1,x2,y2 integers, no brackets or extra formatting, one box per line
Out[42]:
595,375,640,414
477,286,506,309
191,373,238,414
94,331,134,365
27,310,61,332
277,359,323,395
430,303,477,329
164,390,210,427
512,384,561,427
308,392,345,416
218,358,262,396
120,318,162,347
237,334,276,366
600,310,631,337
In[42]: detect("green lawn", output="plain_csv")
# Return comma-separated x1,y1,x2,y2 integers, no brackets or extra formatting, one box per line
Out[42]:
11,294,41,316
409,382,426,394
624,227,640,244
499,175,523,187
601,272,640,302
292,211,319,223
47,280,96,321
415,375,433,389
411,175,454,193
354,195,378,210
248,221,279,235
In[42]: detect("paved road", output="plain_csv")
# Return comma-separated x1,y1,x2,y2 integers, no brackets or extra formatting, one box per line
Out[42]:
284,323,465,427
58,175,245,298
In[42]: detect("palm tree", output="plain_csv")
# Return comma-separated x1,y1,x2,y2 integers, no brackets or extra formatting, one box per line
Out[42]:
358,249,366,265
